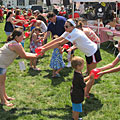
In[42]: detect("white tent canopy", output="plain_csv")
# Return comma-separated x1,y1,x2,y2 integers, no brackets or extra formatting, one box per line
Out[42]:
72,0,120,2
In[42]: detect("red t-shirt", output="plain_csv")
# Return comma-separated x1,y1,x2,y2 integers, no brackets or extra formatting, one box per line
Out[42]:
27,13,32,17
15,15,24,26
0,9,3,17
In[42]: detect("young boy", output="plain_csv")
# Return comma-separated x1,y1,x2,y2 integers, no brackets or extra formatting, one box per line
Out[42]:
70,56,95,120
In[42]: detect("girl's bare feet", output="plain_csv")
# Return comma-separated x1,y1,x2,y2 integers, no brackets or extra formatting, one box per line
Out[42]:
7,97,15,101
1,101,14,107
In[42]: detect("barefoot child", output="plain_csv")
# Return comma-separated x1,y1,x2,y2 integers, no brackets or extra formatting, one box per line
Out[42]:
50,35,65,77
30,27,43,70
70,56,94,120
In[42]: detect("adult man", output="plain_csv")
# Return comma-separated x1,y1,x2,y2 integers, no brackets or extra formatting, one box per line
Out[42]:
43,12,66,44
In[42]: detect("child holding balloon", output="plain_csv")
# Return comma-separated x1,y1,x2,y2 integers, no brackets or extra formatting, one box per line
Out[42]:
30,27,43,70
70,56,94,120
50,35,65,77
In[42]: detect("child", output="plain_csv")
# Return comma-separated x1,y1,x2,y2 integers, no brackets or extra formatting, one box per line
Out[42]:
30,27,43,70
50,35,65,77
70,56,95,120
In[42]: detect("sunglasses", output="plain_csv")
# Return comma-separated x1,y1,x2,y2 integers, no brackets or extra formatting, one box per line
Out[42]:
64,25,71,28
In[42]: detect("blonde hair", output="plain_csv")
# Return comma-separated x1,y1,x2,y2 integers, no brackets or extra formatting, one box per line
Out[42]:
30,27,41,41
71,56,84,69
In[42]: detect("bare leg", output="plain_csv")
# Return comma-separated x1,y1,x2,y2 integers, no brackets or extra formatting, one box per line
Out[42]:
55,68,62,74
33,58,37,69
0,74,13,107
33,58,40,70
52,69,56,77
84,77,95,97
72,111,80,120
87,63,97,74
30,59,33,68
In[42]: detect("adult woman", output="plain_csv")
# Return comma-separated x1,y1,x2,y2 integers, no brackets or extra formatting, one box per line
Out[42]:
40,19,102,74
4,11,23,36
0,28,39,107
98,40,120,76
74,21,101,75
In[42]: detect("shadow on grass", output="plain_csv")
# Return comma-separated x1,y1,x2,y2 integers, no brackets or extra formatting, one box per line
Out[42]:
0,94,102,120
81,93,103,117
0,105,72,120
0,41,6,44
94,78,101,84
43,67,73,86
27,68,41,76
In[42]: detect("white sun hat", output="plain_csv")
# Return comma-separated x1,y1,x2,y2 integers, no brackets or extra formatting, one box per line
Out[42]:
67,19,76,27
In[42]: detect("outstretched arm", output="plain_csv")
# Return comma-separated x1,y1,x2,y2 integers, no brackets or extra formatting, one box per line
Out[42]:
41,38,69,53
8,43,37,59
43,36,64,48
99,56,120,71
98,65,120,76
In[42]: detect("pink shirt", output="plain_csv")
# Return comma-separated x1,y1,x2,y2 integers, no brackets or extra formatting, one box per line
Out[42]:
83,27,100,45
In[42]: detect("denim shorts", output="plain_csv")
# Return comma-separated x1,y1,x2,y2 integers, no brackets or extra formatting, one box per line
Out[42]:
0,68,6,75
72,103,82,112
5,32,12,36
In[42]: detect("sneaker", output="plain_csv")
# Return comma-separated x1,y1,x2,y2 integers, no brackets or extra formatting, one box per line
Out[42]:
78,118,83,120
67,62,71,67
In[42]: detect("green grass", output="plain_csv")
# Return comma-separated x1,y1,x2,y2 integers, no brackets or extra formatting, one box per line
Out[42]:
0,21,120,120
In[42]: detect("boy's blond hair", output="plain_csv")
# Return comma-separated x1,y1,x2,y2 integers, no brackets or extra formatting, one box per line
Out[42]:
71,56,84,69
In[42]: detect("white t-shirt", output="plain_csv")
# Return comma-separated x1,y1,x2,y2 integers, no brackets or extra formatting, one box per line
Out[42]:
61,28,97,57
40,21,47,32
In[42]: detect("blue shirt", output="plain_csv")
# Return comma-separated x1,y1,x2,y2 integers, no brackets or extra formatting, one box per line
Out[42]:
47,16,66,36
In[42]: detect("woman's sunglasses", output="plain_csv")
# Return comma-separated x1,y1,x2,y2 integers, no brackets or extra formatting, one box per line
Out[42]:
64,25,71,28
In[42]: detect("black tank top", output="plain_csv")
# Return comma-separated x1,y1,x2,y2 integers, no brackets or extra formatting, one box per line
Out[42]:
4,21,14,32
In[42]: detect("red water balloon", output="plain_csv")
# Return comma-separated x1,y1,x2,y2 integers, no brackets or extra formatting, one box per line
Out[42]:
24,24,29,27
25,32,30,37
90,68,101,79
63,44,69,49
35,47,44,56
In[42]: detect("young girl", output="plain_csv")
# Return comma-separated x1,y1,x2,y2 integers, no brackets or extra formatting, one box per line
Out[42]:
30,27,43,70
50,35,65,77
71,56,94,120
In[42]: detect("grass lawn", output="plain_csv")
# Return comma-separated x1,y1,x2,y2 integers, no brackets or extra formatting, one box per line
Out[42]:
0,21,120,120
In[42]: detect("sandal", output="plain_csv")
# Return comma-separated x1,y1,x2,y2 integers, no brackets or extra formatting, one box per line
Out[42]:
55,73,61,77
33,68,41,71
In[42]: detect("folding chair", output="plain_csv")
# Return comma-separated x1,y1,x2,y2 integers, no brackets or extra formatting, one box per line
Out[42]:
106,31,114,48
113,36,120,55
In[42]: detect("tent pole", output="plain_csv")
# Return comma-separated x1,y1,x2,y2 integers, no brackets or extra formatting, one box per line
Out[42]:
72,0,74,19
116,1,118,18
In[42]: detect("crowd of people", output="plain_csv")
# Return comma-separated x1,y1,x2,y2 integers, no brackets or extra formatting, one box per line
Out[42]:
0,5,120,120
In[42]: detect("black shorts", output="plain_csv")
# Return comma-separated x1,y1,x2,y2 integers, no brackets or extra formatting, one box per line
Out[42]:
85,49,102,64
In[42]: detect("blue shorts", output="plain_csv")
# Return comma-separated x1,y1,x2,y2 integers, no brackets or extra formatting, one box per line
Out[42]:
72,103,82,112
0,68,6,75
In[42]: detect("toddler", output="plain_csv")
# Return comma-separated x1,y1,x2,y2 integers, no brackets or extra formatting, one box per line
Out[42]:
50,35,65,77
71,56,95,120
30,27,43,70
